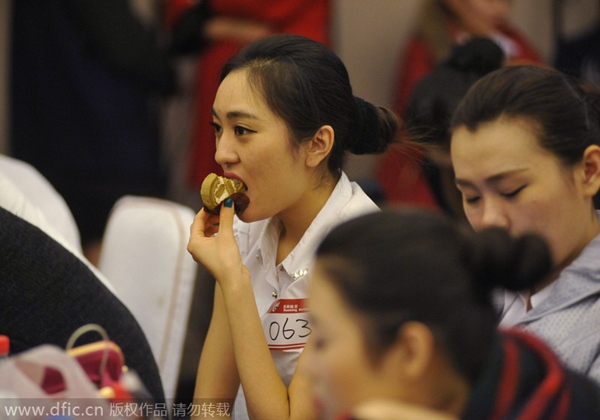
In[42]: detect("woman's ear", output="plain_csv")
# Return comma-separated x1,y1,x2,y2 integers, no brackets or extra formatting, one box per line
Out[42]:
306,125,334,168
388,322,436,381
580,145,600,198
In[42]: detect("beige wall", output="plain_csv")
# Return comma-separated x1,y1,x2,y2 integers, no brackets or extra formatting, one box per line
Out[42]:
334,0,599,180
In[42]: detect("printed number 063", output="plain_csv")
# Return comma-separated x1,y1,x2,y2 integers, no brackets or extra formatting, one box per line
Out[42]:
269,318,311,341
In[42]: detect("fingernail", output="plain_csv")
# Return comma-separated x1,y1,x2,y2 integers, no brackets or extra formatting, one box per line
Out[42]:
224,197,233,208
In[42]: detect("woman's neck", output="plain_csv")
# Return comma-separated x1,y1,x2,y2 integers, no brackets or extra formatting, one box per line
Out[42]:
275,176,337,265
537,209,600,292
434,376,470,416
416,353,470,418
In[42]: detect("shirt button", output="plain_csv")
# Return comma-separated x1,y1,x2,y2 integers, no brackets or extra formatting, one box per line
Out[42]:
272,291,278,298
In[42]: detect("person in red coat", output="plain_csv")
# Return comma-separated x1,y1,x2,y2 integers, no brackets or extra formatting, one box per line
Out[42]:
167,0,331,189
376,0,543,209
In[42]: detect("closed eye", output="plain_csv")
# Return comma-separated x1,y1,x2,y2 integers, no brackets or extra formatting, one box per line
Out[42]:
502,185,526,199
457,187,480,204
464,195,480,204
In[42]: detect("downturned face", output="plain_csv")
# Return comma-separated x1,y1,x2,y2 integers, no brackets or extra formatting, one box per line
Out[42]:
451,116,597,266
304,263,405,419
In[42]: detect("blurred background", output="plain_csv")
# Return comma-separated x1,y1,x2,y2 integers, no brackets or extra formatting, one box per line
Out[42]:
332,0,599,182
1,0,598,192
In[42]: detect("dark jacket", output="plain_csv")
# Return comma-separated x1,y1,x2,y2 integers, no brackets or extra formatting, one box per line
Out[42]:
0,206,165,403
462,329,600,420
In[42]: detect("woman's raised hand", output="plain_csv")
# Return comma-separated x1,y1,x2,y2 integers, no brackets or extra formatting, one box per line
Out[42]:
188,198,250,286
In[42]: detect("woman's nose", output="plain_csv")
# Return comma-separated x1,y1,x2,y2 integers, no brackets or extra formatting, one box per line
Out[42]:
479,199,510,230
214,135,239,167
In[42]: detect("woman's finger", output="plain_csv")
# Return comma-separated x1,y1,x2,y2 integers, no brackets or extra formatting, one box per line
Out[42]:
190,208,220,237
217,197,236,235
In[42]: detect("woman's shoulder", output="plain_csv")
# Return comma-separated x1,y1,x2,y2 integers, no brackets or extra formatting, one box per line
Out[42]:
340,180,381,220
559,230,600,282
497,25,544,64
308,175,381,239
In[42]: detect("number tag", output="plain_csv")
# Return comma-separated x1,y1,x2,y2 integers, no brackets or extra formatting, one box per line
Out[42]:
263,298,311,351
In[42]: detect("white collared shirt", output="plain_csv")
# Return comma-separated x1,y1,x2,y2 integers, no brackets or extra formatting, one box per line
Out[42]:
499,281,557,327
232,172,379,419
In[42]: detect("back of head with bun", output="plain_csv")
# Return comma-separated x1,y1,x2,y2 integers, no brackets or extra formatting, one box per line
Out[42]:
406,36,505,151
221,34,398,178
316,208,551,384
465,228,553,299
349,97,399,156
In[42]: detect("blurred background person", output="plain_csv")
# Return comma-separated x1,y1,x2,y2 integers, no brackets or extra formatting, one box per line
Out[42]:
554,0,600,85
402,36,504,221
376,0,543,210
9,0,176,265
395,0,542,115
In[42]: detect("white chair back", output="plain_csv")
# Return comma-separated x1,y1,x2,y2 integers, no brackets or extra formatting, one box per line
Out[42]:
0,154,81,252
98,195,198,401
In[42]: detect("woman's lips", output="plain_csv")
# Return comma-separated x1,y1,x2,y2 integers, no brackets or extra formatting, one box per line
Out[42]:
223,172,245,186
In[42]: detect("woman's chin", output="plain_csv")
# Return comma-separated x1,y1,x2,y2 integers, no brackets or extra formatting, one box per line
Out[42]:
236,210,254,223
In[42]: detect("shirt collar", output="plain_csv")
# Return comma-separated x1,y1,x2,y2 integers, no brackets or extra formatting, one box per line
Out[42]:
254,173,353,280
521,210,600,320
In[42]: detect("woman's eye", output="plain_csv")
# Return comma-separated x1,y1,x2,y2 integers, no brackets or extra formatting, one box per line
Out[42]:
234,126,253,135
210,122,222,134
502,185,526,199
456,186,480,205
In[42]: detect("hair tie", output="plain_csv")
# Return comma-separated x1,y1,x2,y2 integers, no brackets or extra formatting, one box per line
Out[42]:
352,97,381,154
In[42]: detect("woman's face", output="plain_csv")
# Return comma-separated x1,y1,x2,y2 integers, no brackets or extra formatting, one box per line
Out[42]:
211,69,312,222
451,117,595,266
305,263,402,420
445,0,511,32
467,0,510,25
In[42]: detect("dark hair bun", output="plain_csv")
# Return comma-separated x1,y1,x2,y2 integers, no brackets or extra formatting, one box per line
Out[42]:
405,37,504,149
463,227,552,294
448,36,505,74
349,97,398,155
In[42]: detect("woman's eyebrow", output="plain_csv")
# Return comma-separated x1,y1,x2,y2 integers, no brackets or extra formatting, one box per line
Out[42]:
455,168,528,187
211,107,261,121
